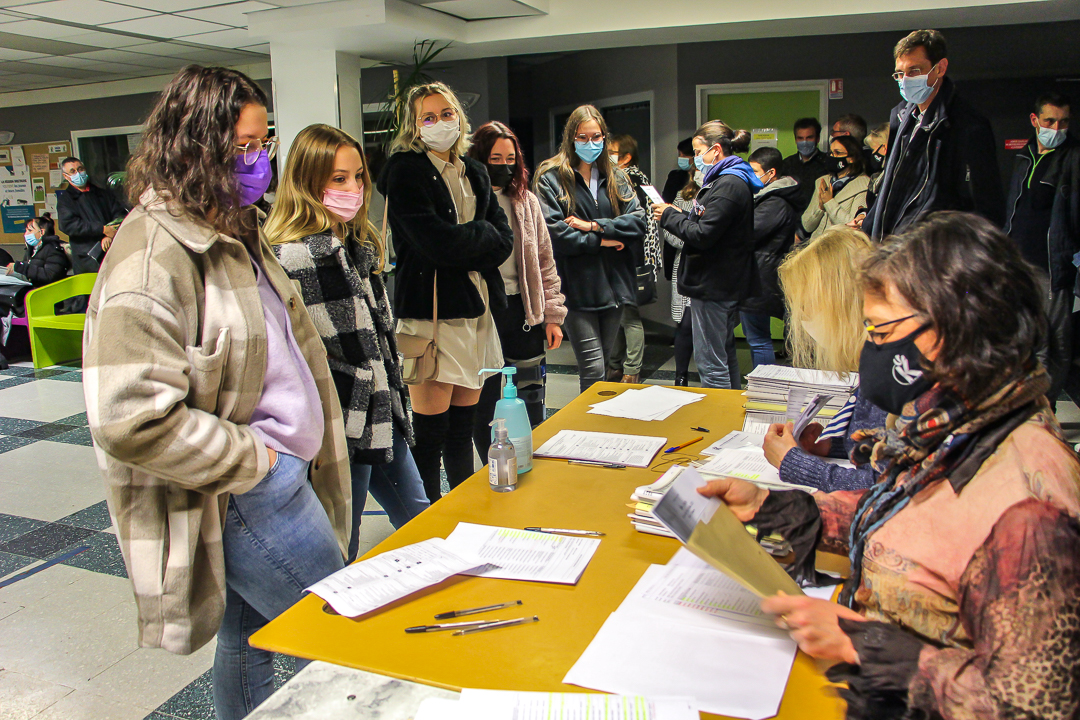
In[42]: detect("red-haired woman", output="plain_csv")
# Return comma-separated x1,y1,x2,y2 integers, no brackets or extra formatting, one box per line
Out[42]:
467,121,566,455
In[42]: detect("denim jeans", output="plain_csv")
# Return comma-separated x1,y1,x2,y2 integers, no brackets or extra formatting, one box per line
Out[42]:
690,299,741,389
214,452,344,720
349,427,429,562
739,311,776,369
564,307,625,393
608,304,645,376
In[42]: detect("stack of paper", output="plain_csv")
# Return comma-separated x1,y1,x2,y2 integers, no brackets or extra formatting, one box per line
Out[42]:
564,548,835,719
743,365,857,433
534,430,667,468
627,466,685,538
416,689,699,720
627,465,797,554
587,385,705,421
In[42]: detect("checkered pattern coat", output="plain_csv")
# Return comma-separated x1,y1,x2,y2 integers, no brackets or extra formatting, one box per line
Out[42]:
82,191,350,655
274,233,412,465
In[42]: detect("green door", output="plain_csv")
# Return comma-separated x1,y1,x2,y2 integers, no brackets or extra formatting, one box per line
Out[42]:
706,90,822,159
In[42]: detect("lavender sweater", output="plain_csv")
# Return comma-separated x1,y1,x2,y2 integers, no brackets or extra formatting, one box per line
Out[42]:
777,391,886,491
248,258,324,462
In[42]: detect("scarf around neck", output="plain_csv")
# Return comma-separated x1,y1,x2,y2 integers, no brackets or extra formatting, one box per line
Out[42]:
841,367,1050,607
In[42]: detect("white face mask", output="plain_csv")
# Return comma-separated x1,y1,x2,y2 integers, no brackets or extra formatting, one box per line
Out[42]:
693,169,705,185
609,153,620,166
420,119,461,153
801,318,824,344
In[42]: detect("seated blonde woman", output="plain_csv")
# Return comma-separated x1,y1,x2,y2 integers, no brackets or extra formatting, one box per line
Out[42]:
762,228,886,491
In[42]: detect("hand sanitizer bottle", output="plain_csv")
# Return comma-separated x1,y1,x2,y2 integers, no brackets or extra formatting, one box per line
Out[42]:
488,418,517,492
480,367,534,474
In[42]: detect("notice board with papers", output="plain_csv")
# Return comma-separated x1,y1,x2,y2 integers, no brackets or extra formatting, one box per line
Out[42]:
0,141,73,244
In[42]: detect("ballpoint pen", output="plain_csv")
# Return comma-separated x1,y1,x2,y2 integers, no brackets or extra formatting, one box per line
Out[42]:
568,459,626,469
452,615,540,636
691,426,710,433
405,619,500,633
524,527,605,537
434,600,522,619
664,436,704,453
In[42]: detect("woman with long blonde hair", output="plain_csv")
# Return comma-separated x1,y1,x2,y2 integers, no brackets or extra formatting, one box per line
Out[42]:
376,82,513,502
534,104,645,392
266,123,428,560
760,227,886,491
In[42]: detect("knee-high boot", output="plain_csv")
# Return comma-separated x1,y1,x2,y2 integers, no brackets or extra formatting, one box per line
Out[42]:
411,410,448,503
444,404,477,490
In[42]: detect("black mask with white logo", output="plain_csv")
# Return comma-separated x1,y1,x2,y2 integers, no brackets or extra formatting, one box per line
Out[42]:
486,163,514,189
859,326,933,415
825,155,848,175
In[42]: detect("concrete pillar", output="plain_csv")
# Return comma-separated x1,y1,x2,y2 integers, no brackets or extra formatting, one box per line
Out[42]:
269,44,366,164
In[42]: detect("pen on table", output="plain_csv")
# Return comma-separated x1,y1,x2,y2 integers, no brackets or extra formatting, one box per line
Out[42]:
434,600,522,619
664,436,704,453
691,426,709,433
405,619,501,633
568,459,626,469
452,616,540,636
524,527,606,537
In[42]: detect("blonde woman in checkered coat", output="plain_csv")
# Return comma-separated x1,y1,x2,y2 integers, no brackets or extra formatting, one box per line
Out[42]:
266,124,429,563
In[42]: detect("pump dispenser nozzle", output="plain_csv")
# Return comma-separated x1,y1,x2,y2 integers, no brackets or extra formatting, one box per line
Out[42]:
480,367,518,398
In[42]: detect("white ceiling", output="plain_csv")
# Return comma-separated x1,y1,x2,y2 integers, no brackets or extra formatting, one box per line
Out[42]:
0,0,295,92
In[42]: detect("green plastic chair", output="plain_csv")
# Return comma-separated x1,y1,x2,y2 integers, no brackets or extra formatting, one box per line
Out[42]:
25,273,97,369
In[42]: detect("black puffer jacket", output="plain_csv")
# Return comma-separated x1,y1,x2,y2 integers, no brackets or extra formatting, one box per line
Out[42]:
659,172,756,303
865,77,1005,239
535,166,646,313
57,183,126,247
740,177,800,317
377,151,513,320
12,235,70,287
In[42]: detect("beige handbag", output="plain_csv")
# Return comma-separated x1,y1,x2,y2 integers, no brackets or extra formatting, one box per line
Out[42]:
387,199,440,385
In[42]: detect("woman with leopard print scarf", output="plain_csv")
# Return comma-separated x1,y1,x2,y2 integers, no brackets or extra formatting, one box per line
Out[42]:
701,212,1080,720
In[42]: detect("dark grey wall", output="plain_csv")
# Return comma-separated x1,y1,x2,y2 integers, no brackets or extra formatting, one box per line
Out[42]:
361,58,509,129
0,79,274,146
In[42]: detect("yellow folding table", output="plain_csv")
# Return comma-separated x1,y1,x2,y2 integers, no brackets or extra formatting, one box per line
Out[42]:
250,383,846,720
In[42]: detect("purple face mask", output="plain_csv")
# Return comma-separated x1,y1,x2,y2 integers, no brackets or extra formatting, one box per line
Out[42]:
234,150,272,206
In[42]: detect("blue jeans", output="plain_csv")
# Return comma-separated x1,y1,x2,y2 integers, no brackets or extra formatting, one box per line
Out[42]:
564,307,625,393
740,312,776,369
348,427,429,562
214,452,345,720
690,299,741,389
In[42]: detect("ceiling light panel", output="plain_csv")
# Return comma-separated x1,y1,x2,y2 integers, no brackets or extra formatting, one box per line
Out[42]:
103,14,227,37
178,1,275,27
21,0,153,24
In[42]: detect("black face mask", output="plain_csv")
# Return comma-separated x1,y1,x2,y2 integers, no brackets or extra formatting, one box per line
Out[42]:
486,163,514,189
858,326,933,415
825,155,848,175
869,151,886,173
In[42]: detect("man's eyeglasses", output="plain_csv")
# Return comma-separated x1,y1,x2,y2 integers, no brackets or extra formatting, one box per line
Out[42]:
235,138,278,165
863,314,918,344
574,133,604,144
891,63,938,82
420,109,458,127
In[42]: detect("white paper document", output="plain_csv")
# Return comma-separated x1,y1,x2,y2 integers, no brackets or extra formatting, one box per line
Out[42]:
416,689,699,720
445,523,600,585
305,538,482,618
700,430,765,456
639,184,666,206
587,385,705,422
564,609,797,720
535,429,667,468
697,448,818,493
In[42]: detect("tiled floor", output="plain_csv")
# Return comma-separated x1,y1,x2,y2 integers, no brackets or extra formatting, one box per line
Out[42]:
5,340,1079,720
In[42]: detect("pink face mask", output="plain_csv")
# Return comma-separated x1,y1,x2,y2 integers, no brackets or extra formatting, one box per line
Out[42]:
322,186,364,222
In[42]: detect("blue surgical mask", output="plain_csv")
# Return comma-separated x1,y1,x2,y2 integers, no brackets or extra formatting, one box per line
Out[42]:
574,140,604,164
68,170,88,187
898,65,939,105
796,140,817,157
1037,125,1067,150
24,230,39,247
677,156,691,171
694,148,716,173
